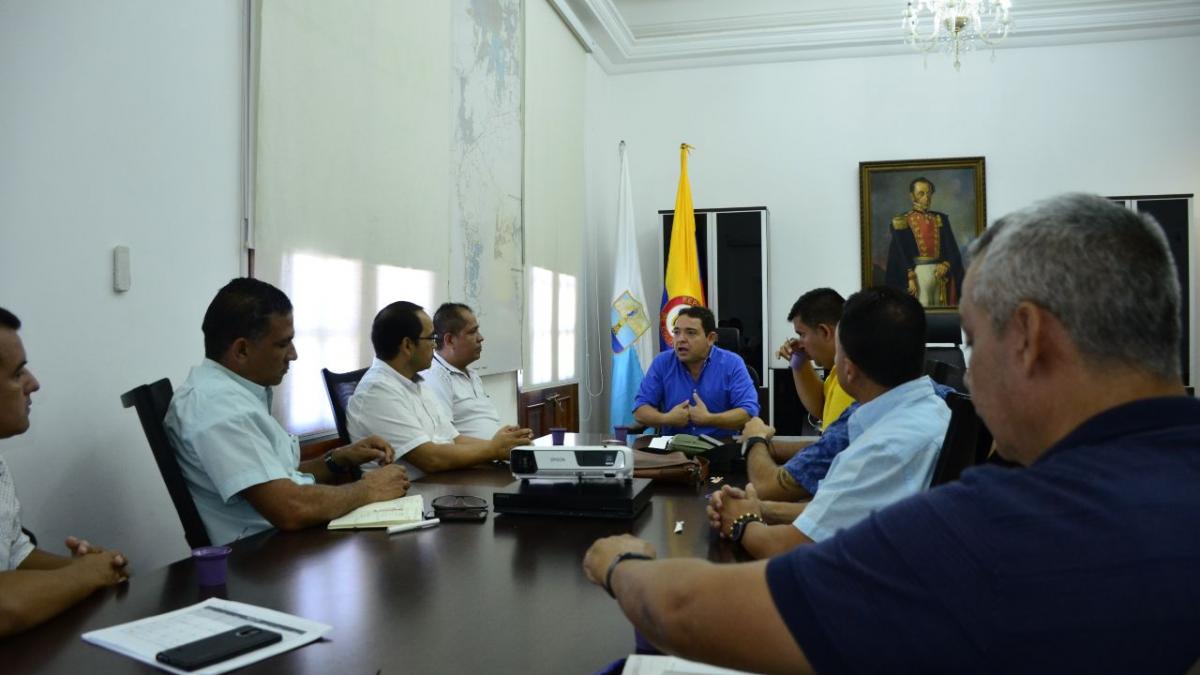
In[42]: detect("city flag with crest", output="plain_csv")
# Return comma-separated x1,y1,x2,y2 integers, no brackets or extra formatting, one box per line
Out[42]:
610,142,653,428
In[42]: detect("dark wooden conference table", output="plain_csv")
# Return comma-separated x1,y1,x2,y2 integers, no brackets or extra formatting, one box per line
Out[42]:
2,433,740,674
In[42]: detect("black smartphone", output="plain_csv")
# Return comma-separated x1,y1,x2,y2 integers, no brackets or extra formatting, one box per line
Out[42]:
156,625,282,671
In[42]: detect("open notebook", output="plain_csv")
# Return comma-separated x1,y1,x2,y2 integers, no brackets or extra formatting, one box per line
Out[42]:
327,494,424,530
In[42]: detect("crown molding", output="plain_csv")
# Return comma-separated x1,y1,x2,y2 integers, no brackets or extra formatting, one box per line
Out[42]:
563,0,1200,74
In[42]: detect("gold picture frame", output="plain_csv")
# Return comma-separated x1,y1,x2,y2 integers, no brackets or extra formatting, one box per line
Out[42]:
859,156,986,312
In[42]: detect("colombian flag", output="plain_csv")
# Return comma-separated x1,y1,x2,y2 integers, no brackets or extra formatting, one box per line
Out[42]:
659,143,706,350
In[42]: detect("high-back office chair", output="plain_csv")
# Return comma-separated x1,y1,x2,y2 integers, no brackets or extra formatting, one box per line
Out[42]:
120,378,211,549
321,367,368,445
715,326,761,386
930,392,993,487
925,359,967,392
925,312,967,380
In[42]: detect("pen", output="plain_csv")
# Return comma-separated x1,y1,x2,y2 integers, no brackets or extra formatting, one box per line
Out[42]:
387,518,440,535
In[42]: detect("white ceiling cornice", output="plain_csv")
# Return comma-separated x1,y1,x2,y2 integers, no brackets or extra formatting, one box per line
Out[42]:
563,0,1200,73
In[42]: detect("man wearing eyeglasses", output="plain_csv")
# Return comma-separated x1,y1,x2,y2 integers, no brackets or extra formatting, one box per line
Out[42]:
347,301,532,480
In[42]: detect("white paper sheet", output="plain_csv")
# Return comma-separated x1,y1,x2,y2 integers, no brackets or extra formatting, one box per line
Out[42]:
622,655,758,675
648,436,673,450
82,598,331,674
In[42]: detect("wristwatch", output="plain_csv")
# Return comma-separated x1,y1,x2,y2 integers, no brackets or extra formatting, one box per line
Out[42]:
604,551,654,598
744,436,772,458
729,512,764,543
323,449,350,475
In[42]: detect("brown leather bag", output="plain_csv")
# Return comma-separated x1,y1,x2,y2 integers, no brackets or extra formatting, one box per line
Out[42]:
632,450,709,485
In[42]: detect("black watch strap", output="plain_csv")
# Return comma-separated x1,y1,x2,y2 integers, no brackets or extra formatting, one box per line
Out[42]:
324,450,350,475
745,436,772,457
604,552,653,598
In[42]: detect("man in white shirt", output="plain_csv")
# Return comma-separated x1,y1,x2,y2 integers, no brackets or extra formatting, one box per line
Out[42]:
421,303,501,439
0,307,129,637
347,301,532,480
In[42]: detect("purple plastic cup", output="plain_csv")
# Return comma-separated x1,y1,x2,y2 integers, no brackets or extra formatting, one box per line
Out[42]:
634,628,660,655
613,426,630,444
550,427,567,445
192,546,232,586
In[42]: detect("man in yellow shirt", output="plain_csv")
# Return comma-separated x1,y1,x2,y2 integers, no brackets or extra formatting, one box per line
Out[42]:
775,288,854,430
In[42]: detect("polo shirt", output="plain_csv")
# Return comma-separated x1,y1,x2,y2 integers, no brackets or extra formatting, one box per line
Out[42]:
766,396,1200,674
820,367,855,431
346,358,458,481
165,359,315,545
421,353,501,439
0,458,34,571
633,345,759,438
793,376,949,541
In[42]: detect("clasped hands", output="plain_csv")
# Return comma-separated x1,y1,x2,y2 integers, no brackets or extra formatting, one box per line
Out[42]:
662,392,715,427
66,535,131,585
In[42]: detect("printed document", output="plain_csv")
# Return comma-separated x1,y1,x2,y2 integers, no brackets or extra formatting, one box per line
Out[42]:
82,598,330,674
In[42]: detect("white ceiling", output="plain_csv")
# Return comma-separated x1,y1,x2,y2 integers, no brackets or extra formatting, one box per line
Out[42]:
555,0,1200,72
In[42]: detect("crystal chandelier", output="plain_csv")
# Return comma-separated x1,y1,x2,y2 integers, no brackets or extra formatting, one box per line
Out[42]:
903,1,1012,70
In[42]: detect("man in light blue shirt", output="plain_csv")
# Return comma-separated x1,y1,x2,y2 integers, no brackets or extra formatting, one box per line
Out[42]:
166,279,412,545
707,286,951,557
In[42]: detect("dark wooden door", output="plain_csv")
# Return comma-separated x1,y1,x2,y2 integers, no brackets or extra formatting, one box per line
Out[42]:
518,383,579,437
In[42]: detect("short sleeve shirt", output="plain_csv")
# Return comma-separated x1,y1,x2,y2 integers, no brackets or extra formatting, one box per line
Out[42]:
420,354,501,439
0,458,35,571
793,376,950,541
820,367,855,431
347,358,459,481
165,359,315,545
767,396,1200,674
632,346,760,438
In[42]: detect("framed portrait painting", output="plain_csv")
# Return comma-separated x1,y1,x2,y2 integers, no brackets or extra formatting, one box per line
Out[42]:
859,157,986,312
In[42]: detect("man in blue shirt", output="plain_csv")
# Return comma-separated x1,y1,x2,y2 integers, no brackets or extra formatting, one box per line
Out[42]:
633,306,759,438
582,194,1200,674
708,287,950,558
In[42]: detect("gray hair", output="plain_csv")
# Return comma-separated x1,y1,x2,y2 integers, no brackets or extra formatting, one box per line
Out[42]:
966,193,1180,380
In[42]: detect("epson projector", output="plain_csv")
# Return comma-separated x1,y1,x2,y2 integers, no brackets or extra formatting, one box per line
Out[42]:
509,445,633,481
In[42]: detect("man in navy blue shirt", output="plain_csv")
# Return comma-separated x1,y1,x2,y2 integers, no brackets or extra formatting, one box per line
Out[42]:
583,193,1200,674
633,306,759,438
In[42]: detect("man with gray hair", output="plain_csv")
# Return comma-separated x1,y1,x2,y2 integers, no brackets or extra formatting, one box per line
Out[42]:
581,194,1199,674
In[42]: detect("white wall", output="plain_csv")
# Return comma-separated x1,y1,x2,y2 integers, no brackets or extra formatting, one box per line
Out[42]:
0,1,244,571
581,36,1200,432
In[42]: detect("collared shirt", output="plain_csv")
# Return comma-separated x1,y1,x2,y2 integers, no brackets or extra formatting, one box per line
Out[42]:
346,358,458,481
165,359,314,545
793,375,950,541
785,383,955,495
633,345,760,438
421,353,501,439
0,458,34,571
767,396,1200,674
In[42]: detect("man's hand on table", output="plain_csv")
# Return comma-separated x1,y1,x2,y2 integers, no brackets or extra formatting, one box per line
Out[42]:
741,417,775,442
65,536,130,579
360,463,410,500
583,535,657,587
335,435,396,468
706,484,765,539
